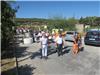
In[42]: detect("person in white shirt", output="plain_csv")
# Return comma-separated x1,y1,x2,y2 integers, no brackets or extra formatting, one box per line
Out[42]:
38,31,42,42
38,31,42,37
40,34,48,59
16,29,19,35
56,34,64,56
23,29,26,33
45,31,49,38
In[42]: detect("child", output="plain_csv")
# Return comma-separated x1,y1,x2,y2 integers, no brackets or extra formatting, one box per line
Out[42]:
77,33,82,50
72,40,79,55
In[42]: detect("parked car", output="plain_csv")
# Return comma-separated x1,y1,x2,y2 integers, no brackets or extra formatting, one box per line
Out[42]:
64,31,78,41
84,29,100,45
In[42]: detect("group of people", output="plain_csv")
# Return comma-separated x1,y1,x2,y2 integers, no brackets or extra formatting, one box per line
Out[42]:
39,31,64,59
16,28,82,59
32,30,82,59
16,27,31,35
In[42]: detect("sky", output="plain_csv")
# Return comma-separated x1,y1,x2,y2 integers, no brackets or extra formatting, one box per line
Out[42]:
11,1,100,19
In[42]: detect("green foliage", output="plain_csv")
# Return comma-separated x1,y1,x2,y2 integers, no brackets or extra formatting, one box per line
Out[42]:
1,1,17,50
66,17,78,25
79,16,100,32
15,15,99,33
94,17,100,25
47,16,77,31
15,18,48,25
85,25,100,32
15,15,77,32
79,16,99,25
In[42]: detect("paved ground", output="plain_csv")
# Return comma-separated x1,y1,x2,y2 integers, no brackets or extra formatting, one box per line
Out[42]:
16,39,100,75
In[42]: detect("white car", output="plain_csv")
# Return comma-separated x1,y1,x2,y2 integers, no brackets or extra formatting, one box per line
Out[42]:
65,31,78,41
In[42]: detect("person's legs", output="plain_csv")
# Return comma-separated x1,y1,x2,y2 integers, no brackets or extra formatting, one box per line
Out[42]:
35,37,37,42
44,46,48,59
44,46,47,57
78,39,82,50
33,37,35,42
59,44,62,55
72,44,77,55
75,44,78,54
57,44,60,56
79,41,82,50
42,47,45,58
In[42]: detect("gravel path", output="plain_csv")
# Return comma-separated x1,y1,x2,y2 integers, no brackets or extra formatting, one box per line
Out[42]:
16,41,100,75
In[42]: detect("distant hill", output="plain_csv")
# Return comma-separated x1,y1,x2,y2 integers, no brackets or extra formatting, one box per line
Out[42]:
15,18,50,26
15,17,100,26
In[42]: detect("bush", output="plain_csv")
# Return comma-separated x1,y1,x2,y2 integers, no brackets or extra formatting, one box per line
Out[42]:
1,1,17,50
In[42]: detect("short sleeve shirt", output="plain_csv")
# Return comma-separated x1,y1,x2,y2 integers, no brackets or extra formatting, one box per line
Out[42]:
40,37,48,45
56,37,63,44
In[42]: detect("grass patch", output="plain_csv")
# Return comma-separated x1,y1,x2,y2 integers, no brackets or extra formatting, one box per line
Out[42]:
1,58,16,75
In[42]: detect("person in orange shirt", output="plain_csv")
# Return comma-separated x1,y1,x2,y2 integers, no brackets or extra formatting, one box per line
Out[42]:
55,32,59,38
77,33,82,50
72,39,79,55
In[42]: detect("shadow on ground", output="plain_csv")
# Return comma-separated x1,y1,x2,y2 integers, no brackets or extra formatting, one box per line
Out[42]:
1,42,20,59
16,46,30,58
29,45,75,60
30,49,41,59
62,46,72,55
1,64,36,75
18,64,36,75
85,44,100,47
48,46,72,56
1,47,15,59
79,47,84,52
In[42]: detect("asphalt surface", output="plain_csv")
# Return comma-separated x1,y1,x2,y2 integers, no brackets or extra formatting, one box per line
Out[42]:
16,39,100,75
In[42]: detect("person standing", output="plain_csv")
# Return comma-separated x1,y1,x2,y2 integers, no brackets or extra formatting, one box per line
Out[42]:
72,33,79,55
45,31,49,38
77,33,82,50
56,34,64,56
16,28,20,35
72,40,78,55
35,31,38,42
38,31,42,42
40,34,48,59
30,30,35,43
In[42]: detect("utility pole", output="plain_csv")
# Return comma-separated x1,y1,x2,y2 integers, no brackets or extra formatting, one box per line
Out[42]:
12,27,19,75
13,36,19,75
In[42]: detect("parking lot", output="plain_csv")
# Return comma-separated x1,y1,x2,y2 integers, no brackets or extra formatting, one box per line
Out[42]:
15,37,100,75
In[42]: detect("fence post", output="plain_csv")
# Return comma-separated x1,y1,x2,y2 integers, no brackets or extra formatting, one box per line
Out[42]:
13,35,19,75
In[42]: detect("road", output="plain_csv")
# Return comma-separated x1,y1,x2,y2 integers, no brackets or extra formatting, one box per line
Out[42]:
16,39,100,75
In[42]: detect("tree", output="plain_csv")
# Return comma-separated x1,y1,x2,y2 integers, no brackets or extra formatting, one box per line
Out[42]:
47,16,77,31
67,17,78,25
79,16,97,25
94,17,100,29
94,17,100,25
79,16,99,32
1,1,17,50
79,16,84,24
